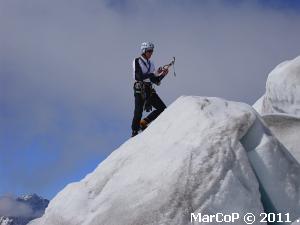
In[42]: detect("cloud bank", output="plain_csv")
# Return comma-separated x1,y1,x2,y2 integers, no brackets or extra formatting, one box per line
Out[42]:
1,0,300,198
0,195,33,217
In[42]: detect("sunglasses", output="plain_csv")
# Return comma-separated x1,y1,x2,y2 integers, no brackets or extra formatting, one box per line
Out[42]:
146,49,153,53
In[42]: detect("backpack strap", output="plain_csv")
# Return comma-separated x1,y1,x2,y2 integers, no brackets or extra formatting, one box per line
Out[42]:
139,57,151,74
134,57,155,81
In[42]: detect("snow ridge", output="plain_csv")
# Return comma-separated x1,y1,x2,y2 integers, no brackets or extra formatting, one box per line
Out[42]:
31,96,268,225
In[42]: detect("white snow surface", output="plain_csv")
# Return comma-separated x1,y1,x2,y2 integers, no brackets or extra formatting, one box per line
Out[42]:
240,114,300,221
292,219,300,225
254,55,300,116
253,55,300,162
30,96,300,225
0,217,13,225
30,96,267,225
262,114,300,162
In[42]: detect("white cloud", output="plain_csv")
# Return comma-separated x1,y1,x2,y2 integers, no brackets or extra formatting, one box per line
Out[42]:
0,195,33,217
1,0,300,197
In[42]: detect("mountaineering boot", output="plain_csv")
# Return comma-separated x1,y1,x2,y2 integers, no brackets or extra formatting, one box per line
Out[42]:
131,130,139,137
140,119,149,131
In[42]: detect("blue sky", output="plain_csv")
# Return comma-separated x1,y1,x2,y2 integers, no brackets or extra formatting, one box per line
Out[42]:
1,0,300,202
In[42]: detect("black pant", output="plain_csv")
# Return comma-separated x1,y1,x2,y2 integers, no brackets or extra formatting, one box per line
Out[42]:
131,92,166,132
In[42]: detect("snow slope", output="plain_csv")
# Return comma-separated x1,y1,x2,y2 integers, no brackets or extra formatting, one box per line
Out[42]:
30,96,300,225
253,55,300,162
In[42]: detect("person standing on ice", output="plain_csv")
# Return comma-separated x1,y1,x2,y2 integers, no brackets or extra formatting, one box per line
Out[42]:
131,42,169,137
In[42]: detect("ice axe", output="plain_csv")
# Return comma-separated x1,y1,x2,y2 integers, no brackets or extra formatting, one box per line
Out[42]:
162,57,176,77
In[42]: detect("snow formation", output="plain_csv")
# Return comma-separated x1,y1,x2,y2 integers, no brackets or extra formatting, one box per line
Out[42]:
254,55,300,116
262,114,300,161
253,55,300,162
241,115,300,221
30,96,300,225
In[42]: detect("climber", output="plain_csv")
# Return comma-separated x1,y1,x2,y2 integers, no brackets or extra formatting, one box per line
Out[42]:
131,42,169,137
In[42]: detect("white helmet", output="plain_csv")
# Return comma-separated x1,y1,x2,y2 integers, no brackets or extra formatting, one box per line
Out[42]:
141,42,154,54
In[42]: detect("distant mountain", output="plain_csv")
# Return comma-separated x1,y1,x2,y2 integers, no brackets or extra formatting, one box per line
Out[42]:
0,194,49,225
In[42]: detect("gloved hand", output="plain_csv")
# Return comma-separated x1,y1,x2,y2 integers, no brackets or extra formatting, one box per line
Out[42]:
161,68,169,76
155,67,163,76
156,67,168,76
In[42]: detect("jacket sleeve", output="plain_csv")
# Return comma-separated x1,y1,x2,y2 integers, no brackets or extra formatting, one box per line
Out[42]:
134,58,155,81
150,75,165,85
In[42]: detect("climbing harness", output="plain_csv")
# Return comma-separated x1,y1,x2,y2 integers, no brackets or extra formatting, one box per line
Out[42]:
133,81,154,112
